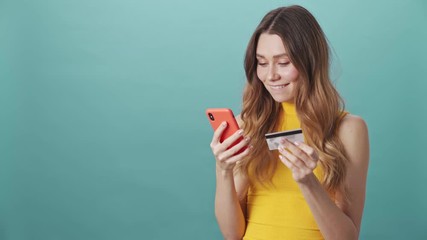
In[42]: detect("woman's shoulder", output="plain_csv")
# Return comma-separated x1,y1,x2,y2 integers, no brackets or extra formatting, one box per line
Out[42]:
338,114,368,135
337,113,369,163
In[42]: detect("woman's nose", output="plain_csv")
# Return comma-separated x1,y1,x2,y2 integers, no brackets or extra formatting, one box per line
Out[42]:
267,66,280,81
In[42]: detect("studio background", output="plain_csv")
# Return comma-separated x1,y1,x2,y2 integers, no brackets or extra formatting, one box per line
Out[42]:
1,0,426,239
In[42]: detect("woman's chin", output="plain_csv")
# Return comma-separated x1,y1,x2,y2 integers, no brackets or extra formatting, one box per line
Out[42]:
272,94,293,103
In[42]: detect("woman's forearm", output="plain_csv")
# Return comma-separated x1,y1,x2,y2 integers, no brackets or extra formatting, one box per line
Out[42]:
215,166,246,240
298,174,358,240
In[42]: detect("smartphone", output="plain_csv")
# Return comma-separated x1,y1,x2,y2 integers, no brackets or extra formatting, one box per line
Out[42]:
205,108,246,154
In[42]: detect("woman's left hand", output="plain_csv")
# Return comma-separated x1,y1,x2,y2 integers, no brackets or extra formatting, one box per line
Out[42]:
278,138,319,183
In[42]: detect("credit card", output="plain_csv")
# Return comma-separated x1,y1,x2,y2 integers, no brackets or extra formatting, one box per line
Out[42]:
265,129,304,150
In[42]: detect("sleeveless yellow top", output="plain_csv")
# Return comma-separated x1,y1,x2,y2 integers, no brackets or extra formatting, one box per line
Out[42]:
243,102,325,240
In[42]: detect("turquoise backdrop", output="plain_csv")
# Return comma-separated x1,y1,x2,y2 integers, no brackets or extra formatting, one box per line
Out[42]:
1,0,426,239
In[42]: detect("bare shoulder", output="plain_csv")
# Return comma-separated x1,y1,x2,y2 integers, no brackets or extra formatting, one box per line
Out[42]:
337,114,370,165
338,114,368,137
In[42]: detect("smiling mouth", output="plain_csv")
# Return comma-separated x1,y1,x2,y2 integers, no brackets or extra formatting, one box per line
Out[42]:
270,83,290,89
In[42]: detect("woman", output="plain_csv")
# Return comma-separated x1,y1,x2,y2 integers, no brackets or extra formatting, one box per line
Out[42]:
210,5,369,240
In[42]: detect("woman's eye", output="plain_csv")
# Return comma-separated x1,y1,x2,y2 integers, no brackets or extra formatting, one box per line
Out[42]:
279,62,290,66
257,62,267,66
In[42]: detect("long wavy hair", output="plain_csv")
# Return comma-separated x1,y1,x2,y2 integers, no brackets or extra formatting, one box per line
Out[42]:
239,5,348,198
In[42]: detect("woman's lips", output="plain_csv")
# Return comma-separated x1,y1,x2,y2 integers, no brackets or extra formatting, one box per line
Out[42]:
270,83,290,89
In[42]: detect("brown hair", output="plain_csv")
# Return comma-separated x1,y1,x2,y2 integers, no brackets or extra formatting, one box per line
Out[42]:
239,5,348,197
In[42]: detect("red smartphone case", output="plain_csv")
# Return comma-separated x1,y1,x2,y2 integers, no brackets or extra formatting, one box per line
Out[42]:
206,108,246,154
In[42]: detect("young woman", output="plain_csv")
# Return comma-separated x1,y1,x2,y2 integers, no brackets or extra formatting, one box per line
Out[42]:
210,5,369,240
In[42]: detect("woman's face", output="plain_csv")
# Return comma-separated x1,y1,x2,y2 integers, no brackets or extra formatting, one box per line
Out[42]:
256,33,300,103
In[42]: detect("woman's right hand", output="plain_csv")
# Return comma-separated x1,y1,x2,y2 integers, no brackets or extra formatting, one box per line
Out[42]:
210,121,252,172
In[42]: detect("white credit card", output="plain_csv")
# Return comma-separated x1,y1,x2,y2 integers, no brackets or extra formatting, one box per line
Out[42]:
265,129,304,150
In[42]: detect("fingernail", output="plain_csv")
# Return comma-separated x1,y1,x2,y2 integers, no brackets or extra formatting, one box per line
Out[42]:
245,136,250,141
245,146,252,152
222,121,227,127
238,129,244,135
294,141,300,146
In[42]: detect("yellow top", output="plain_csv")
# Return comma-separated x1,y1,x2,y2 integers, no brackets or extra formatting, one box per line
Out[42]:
243,102,325,240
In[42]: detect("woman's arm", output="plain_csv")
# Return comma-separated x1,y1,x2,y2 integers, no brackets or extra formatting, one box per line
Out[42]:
215,167,249,240
211,115,251,239
279,115,369,240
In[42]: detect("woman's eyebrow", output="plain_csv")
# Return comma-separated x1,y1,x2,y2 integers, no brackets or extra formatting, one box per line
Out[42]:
256,53,288,58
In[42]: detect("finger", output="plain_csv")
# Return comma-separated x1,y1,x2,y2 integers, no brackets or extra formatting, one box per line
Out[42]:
211,121,228,146
278,145,307,169
280,139,309,162
281,139,315,168
214,130,245,155
222,136,250,159
279,154,297,171
221,128,245,149
225,146,252,165
217,139,250,163
294,141,318,162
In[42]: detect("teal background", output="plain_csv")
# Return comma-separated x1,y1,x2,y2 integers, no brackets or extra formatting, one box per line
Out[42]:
1,0,426,239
